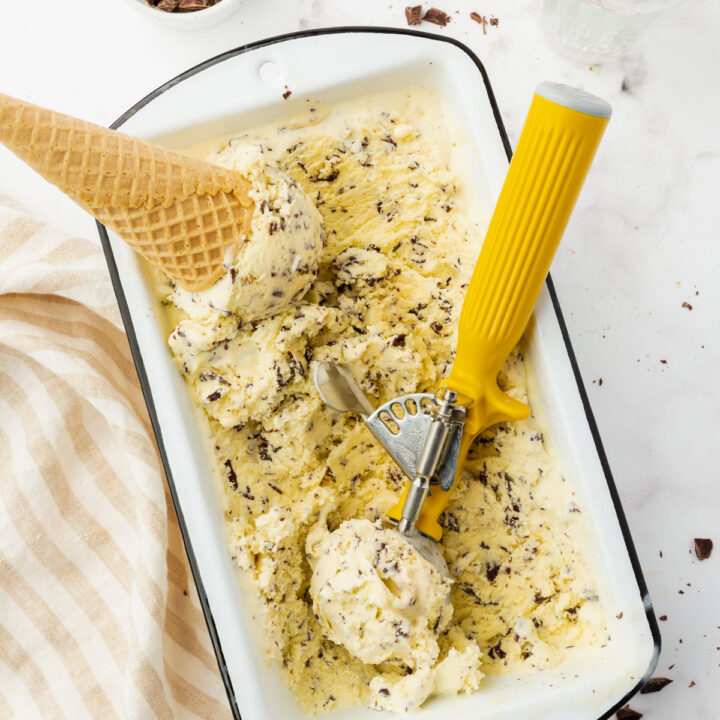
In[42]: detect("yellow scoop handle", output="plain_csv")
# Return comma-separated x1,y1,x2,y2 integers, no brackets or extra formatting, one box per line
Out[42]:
388,83,611,540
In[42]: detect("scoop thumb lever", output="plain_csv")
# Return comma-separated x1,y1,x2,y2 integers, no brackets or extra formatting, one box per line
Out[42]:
388,82,611,540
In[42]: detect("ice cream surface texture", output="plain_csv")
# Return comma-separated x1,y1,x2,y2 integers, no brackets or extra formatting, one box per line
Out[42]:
306,519,477,711
154,88,607,714
164,149,323,324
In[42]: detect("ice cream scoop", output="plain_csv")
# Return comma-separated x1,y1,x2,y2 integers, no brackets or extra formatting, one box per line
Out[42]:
316,83,611,545
0,93,323,310
388,83,612,541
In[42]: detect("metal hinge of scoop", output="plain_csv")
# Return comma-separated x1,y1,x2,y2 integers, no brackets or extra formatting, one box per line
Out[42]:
313,361,466,492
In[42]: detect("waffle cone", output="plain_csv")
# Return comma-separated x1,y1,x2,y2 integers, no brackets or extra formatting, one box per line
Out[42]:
0,93,254,291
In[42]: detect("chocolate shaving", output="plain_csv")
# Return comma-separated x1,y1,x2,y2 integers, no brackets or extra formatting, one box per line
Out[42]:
405,5,422,25
682,301,693,310
223,459,238,491
616,706,643,720
423,7,451,26
694,537,713,560
640,677,673,694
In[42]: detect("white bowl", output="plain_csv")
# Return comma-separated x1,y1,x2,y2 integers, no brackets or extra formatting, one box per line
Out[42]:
120,0,243,31
99,28,660,720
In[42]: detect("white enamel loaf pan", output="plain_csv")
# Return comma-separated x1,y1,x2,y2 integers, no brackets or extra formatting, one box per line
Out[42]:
97,28,660,720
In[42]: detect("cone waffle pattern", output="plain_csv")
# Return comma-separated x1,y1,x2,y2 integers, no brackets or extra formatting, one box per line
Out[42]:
0,93,254,291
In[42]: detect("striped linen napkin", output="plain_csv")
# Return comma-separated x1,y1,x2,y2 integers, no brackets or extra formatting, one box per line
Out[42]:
0,197,231,720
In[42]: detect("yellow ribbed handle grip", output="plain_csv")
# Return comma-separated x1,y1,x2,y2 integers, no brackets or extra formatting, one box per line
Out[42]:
394,83,611,540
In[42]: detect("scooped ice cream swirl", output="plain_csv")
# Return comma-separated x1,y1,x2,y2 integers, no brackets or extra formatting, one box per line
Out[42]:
307,519,483,712
170,147,324,322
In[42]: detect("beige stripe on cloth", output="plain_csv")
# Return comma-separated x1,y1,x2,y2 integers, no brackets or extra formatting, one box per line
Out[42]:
0,198,232,720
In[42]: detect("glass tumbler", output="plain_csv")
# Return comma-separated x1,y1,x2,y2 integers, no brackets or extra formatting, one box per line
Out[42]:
541,0,683,64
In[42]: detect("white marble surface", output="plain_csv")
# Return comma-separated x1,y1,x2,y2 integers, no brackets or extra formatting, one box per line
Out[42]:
1,1,718,717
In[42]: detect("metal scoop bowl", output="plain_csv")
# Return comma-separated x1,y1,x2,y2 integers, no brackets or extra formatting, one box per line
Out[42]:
314,361,451,575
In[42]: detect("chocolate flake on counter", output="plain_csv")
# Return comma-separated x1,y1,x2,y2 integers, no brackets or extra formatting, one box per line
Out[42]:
616,706,642,720
640,677,673,694
470,11,487,32
282,86,292,100
689,680,696,687
423,7,451,26
405,5,422,25
694,537,713,560
224,460,238,491
682,301,693,310
659,614,667,621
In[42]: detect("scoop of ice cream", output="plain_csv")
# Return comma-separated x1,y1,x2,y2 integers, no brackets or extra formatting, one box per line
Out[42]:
307,519,482,711
308,519,452,667
169,148,324,323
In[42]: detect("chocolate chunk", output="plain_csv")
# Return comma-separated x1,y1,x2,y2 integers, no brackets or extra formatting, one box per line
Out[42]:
182,0,219,9
430,321,443,334
378,687,390,696
149,0,219,11
640,677,673,694
487,640,506,659
485,562,500,582
616,706,642,720
423,7,451,26
695,537,713,560
224,459,238,491
391,334,406,347
206,390,222,402
405,5,422,25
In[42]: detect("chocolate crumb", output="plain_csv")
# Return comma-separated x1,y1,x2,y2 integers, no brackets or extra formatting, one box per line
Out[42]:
282,87,292,100
424,7,451,26
616,705,643,720
682,301,693,310
641,677,673,694
689,680,696,688
694,537,713,560
659,615,667,621
404,5,422,25
616,612,623,619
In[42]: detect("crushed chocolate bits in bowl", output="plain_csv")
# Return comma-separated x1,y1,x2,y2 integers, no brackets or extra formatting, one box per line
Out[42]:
121,0,242,29
148,0,220,11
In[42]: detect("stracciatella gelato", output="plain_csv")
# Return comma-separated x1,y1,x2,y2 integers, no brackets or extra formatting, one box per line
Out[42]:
166,148,323,323
153,88,607,715
306,519,477,711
